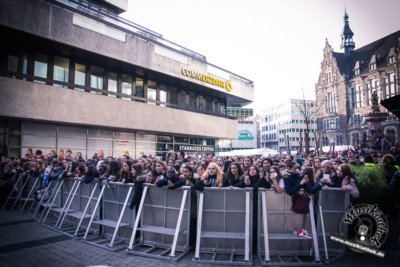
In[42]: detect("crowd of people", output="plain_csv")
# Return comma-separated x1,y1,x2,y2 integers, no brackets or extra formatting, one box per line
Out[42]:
1,147,400,249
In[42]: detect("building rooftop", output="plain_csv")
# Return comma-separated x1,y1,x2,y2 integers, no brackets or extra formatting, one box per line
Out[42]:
333,29,400,78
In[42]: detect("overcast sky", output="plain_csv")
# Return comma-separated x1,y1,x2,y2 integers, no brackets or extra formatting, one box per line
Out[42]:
121,0,400,112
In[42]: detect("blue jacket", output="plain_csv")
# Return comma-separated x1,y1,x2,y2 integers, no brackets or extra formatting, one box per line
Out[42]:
284,172,322,196
156,177,185,189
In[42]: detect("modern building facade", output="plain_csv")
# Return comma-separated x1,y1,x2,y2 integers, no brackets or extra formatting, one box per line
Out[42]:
0,0,254,159
260,99,317,153
315,10,400,148
217,107,258,152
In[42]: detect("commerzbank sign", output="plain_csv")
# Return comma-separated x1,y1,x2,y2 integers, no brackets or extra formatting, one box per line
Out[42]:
181,68,232,92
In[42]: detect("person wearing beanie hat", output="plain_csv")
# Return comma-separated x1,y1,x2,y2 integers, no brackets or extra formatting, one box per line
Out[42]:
295,156,303,166
315,160,340,187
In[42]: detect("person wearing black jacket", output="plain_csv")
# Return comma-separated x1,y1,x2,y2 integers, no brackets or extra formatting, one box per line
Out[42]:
285,161,322,197
156,167,185,190
224,162,245,188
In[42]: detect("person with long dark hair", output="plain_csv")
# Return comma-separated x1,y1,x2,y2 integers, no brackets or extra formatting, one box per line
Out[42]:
337,164,359,198
225,162,244,187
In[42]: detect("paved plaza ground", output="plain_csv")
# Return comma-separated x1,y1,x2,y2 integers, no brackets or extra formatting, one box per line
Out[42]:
0,210,399,267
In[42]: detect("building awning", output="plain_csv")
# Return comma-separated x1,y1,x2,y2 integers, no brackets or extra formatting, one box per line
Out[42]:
381,94,400,119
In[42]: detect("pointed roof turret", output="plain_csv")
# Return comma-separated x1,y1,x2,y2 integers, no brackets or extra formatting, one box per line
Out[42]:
341,8,355,56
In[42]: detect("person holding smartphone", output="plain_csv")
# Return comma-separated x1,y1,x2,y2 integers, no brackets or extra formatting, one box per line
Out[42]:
316,160,340,188
284,162,322,197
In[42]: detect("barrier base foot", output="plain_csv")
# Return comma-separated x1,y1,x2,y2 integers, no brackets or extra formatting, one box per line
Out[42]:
192,252,253,266
257,252,323,266
127,242,189,262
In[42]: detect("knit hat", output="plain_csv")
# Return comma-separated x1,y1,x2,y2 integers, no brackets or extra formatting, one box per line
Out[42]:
321,160,332,168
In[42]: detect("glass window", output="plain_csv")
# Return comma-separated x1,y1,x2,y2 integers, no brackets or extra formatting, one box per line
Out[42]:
22,54,28,79
205,96,212,112
53,56,69,87
198,95,204,110
174,136,189,143
214,99,218,113
121,74,132,100
169,86,178,105
220,102,225,114
107,72,117,97
190,137,203,145
7,55,19,73
74,63,86,91
135,78,144,98
179,90,187,108
34,53,48,82
90,65,103,92
189,91,196,109
160,84,167,107
147,80,157,104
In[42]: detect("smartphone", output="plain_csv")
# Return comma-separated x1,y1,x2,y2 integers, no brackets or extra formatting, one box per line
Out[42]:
323,174,330,180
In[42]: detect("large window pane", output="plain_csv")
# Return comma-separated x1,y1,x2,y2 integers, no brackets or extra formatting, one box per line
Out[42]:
169,86,178,105
160,84,167,107
88,129,112,139
180,91,187,108
58,126,87,138
53,56,69,88
199,95,204,110
108,72,117,97
189,91,196,109
7,55,18,73
205,96,212,112
74,63,86,91
147,80,157,104
135,78,144,98
90,65,103,92
34,53,47,82
121,74,132,100
22,122,57,136
22,54,28,80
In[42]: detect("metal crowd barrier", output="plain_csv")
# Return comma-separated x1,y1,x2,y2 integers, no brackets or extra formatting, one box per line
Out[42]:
83,181,135,251
2,173,25,210
317,188,350,264
193,187,253,265
257,189,321,266
18,176,41,213
127,184,191,261
32,179,63,221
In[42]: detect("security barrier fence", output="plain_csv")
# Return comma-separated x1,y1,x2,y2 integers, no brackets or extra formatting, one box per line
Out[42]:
258,188,321,266
317,188,350,263
3,178,351,265
193,187,253,265
127,184,191,261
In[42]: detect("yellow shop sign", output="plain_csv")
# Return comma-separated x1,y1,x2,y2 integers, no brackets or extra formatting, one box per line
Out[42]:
181,68,232,92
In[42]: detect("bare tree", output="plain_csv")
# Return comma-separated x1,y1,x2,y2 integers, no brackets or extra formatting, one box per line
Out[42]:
295,97,322,156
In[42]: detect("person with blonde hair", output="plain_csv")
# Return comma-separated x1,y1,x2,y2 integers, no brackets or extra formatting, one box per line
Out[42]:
195,162,229,191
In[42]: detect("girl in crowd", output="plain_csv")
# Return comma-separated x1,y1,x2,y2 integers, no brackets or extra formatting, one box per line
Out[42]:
83,164,98,184
225,162,245,187
284,162,322,196
315,160,340,187
337,164,359,198
129,164,147,210
216,157,225,171
108,160,120,181
261,165,284,193
195,162,228,191
74,152,84,161
242,156,253,174
119,160,132,183
195,164,206,180
166,158,175,168
261,158,273,179
312,157,322,172
155,160,167,177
